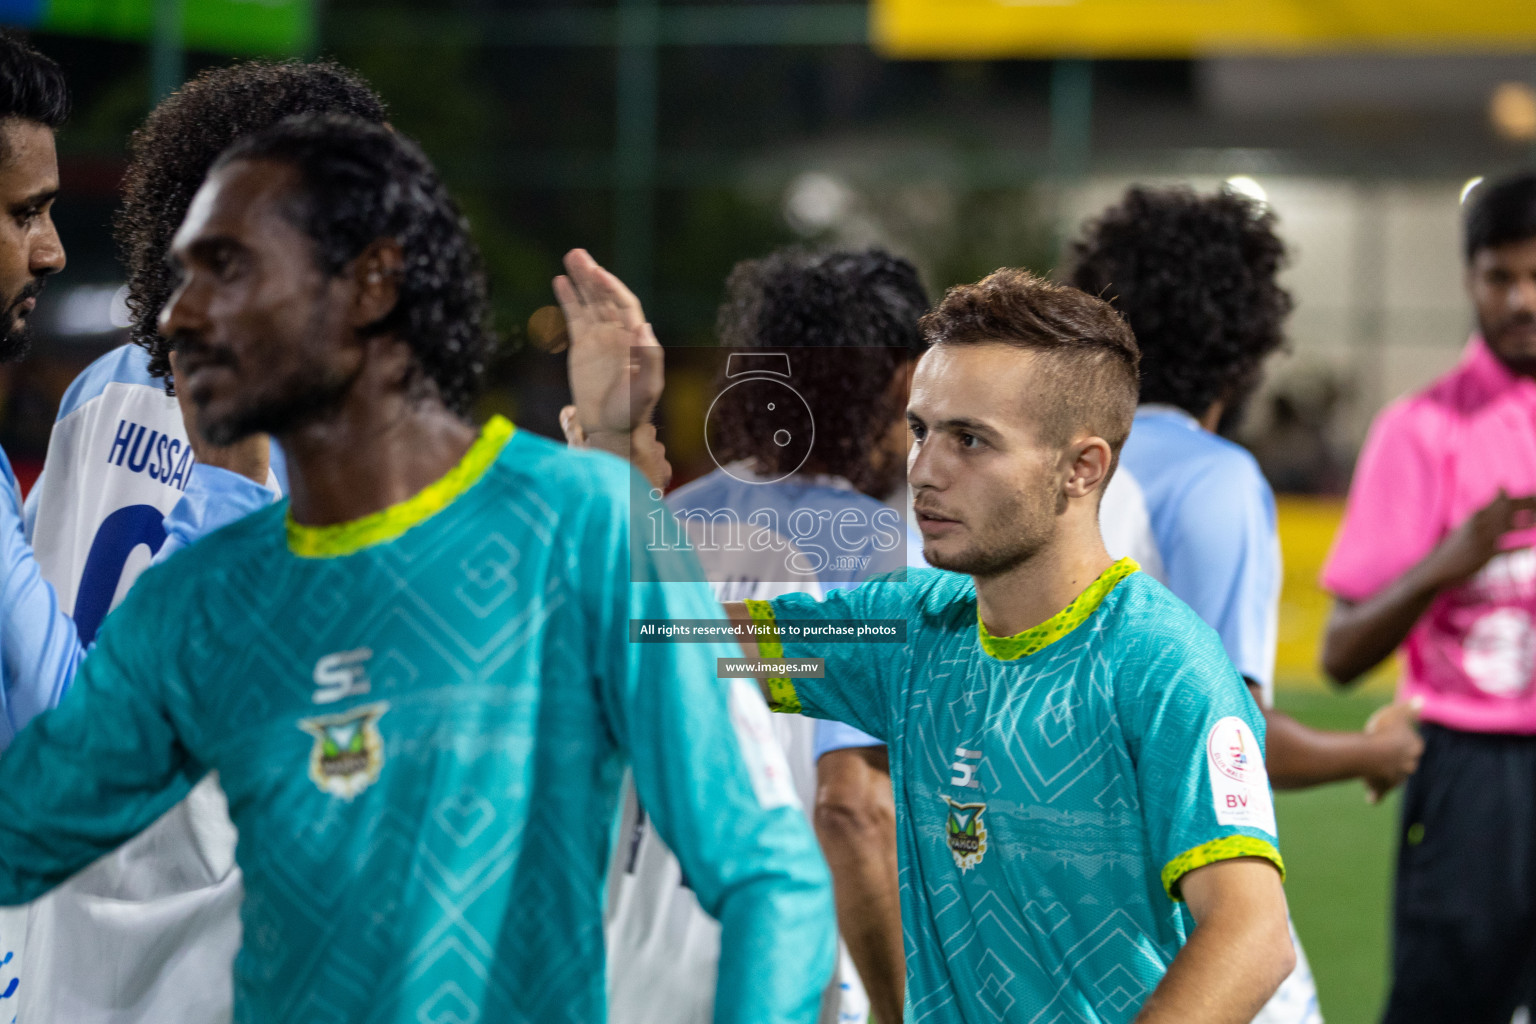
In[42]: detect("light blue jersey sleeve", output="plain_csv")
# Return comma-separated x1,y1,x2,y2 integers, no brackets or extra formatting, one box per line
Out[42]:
0,564,197,903
593,470,836,1024
748,574,912,742
1156,454,1279,697
1116,591,1283,903
152,463,279,566
0,457,84,750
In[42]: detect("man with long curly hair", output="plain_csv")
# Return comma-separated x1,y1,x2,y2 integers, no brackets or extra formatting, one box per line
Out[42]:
595,247,925,1024
14,60,388,1024
1073,185,1425,1024
0,112,834,1022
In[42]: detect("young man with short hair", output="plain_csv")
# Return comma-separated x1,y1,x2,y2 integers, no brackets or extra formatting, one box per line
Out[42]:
1322,170,1536,1023
0,114,834,1021
579,261,1295,1021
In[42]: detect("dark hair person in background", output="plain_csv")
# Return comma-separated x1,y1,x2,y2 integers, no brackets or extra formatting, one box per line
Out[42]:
16,61,390,1024
1076,185,1423,1024
0,29,73,1014
592,247,925,1024
1322,171,1536,1023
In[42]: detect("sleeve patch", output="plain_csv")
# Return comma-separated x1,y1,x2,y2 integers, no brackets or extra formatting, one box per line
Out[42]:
727,680,800,810
1207,715,1277,835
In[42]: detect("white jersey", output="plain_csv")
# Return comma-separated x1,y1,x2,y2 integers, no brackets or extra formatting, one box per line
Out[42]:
605,464,920,1024
14,344,276,1024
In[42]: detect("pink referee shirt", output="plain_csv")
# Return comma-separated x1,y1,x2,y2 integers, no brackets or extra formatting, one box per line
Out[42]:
1323,335,1536,734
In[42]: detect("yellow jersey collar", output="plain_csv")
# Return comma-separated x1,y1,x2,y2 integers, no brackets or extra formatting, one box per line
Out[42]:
977,557,1139,661
286,415,515,559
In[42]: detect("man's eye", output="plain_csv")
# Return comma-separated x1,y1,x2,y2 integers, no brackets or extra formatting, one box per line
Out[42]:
909,422,926,441
960,433,982,449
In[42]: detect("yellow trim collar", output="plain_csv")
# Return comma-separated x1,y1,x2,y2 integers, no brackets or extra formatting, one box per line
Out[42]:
286,416,515,559
743,599,801,714
1161,835,1286,902
977,557,1138,661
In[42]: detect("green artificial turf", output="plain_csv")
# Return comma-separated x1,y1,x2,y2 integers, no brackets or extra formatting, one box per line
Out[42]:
1273,685,1401,1024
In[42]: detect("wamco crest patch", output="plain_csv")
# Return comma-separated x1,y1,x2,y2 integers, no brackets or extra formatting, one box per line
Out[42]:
297,701,390,800
942,795,988,872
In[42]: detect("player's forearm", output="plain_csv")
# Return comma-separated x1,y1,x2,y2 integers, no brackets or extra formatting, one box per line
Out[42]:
815,749,904,1024
713,865,838,1024
1322,553,1452,685
0,520,86,736
1133,885,1293,1023
1261,706,1391,788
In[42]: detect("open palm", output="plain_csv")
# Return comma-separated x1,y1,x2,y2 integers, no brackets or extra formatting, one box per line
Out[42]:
554,248,663,436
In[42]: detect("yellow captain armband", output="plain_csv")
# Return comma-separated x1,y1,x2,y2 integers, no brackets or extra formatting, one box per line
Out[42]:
742,599,800,714
1160,835,1286,902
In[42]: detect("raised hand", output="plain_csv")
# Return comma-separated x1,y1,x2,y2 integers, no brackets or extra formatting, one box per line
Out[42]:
554,249,663,438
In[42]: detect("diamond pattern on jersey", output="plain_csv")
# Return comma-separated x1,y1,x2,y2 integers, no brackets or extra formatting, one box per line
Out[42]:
777,568,1281,1023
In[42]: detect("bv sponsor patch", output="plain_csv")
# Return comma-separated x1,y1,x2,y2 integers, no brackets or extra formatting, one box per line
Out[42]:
942,796,988,872
1207,715,1277,835
297,701,389,800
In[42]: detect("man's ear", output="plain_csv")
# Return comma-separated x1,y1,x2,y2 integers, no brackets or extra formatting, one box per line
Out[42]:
1063,436,1114,499
350,238,404,330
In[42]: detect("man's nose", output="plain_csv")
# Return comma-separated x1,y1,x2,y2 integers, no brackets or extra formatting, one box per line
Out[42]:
1515,276,1536,315
29,214,64,278
908,437,939,491
159,278,206,341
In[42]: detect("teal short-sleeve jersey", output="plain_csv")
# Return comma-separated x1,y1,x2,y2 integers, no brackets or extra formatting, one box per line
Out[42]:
751,559,1282,1023
0,419,834,1024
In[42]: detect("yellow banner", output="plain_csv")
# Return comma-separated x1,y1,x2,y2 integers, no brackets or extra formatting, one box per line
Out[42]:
1275,497,1396,693
873,0,1536,59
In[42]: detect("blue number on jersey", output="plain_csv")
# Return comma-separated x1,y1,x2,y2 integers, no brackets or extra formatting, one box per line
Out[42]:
73,505,167,645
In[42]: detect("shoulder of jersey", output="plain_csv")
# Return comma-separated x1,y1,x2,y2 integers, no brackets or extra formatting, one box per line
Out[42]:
1103,571,1227,662
902,566,974,624
1137,418,1268,490
55,343,161,422
488,428,639,503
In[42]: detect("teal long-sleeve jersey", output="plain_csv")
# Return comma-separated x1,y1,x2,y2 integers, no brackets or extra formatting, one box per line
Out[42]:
0,418,835,1023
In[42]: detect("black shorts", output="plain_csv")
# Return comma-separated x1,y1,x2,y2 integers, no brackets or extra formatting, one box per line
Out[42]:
1383,723,1536,1024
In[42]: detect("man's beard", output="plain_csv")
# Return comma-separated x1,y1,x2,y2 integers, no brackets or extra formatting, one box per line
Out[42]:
1484,311,1536,377
199,360,362,446
0,279,46,363
922,481,1058,579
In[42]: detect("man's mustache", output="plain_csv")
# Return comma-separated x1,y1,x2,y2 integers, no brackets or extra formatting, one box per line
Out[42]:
168,332,238,369
7,277,45,313
1497,311,1536,334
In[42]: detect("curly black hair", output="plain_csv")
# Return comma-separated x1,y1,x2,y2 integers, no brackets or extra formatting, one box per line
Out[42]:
1068,186,1292,423
0,30,68,134
710,248,928,495
214,113,494,416
114,60,387,388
